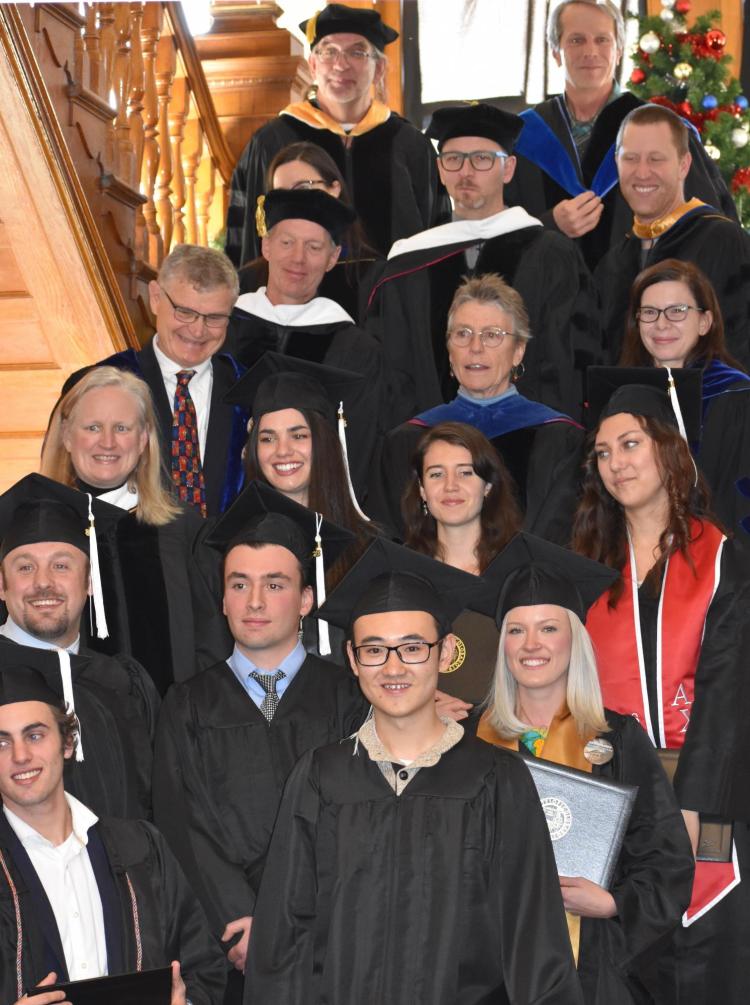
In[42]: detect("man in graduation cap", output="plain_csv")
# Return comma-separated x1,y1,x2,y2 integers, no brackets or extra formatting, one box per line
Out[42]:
225,189,383,463
245,537,583,1004
152,482,369,1005
0,475,159,821
0,657,225,1005
366,101,603,424
224,3,449,268
594,103,750,367
505,0,735,273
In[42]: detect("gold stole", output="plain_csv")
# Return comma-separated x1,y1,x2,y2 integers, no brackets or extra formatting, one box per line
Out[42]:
280,99,391,139
631,196,705,240
477,707,595,964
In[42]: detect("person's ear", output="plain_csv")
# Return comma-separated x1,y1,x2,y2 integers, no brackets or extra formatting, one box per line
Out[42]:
346,639,360,678
698,309,713,336
300,584,314,618
148,280,161,315
438,633,457,673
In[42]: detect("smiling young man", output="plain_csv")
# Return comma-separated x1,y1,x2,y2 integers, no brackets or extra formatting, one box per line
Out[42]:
366,101,602,425
224,3,449,266
0,475,159,821
245,538,584,1005
505,0,735,271
594,104,750,367
0,657,225,1005
152,482,367,1005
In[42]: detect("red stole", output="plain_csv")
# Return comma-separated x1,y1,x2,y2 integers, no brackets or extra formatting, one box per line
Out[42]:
586,519,738,925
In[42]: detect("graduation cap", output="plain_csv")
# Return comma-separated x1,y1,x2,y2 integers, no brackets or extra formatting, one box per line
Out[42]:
0,645,84,760
255,188,355,243
0,474,124,643
471,533,619,626
315,537,483,636
223,352,369,520
204,480,355,655
426,103,524,154
585,366,703,443
300,4,399,50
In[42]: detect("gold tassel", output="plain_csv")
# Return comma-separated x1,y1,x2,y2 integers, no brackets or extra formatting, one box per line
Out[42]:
255,195,267,238
305,11,320,47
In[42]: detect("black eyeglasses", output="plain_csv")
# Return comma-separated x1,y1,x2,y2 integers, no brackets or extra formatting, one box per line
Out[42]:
636,304,705,324
438,150,508,172
160,287,232,329
351,639,444,667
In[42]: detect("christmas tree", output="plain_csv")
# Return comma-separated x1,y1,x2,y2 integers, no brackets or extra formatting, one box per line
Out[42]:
627,1,750,226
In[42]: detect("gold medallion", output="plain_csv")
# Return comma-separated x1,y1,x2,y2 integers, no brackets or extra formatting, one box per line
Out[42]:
441,635,466,674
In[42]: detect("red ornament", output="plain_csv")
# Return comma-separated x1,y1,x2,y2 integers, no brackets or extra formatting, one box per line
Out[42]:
706,29,726,53
731,167,750,194
630,68,646,85
678,101,693,117
675,0,691,13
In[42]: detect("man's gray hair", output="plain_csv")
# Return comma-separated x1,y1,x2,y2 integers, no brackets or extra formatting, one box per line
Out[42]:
158,244,239,299
547,0,625,53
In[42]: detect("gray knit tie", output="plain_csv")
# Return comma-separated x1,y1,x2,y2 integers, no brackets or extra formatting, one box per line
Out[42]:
251,670,285,721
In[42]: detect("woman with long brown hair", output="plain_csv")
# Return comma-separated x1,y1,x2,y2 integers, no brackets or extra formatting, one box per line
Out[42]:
400,421,521,706
572,370,750,1004
619,257,750,534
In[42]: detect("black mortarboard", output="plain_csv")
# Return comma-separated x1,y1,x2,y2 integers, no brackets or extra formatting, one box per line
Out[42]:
301,4,399,50
315,538,482,635
223,351,365,427
472,533,618,626
256,189,355,243
585,366,703,442
204,480,354,566
427,103,524,154
0,474,124,642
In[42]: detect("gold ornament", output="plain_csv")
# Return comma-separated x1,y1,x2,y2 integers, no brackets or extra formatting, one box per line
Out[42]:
731,128,749,148
673,62,693,81
704,143,721,161
255,194,267,237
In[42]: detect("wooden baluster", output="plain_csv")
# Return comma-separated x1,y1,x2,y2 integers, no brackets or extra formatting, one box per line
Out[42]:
83,4,102,95
112,5,133,182
169,77,190,247
128,2,145,191
182,119,203,246
73,3,87,88
140,3,163,266
98,3,116,102
155,34,176,254
197,155,216,248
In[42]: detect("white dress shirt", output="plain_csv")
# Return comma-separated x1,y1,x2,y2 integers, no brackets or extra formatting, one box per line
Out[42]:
4,793,108,980
152,335,213,458
0,617,80,655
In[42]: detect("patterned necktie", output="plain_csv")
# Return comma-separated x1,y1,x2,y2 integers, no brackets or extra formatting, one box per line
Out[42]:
250,670,286,721
171,369,207,517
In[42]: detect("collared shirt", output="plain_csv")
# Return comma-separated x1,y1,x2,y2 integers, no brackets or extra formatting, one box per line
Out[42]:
356,716,465,795
153,335,213,458
4,793,107,980
563,81,621,156
226,640,307,711
0,617,80,655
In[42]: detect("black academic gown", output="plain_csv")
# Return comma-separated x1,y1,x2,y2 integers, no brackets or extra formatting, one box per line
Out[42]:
225,302,383,495
368,394,584,546
505,91,737,273
245,731,583,1005
224,103,450,266
0,637,158,820
152,656,367,941
81,502,214,694
0,812,225,1005
365,210,603,424
62,339,248,517
595,206,750,368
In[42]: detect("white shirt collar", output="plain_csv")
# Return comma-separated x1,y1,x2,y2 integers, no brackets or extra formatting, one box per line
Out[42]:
4,792,98,850
0,617,80,655
95,483,139,512
387,205,542,260
153,335,215,378
234,287,354,326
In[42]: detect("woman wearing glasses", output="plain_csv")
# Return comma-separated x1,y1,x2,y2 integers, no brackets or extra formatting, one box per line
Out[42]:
619,258,750,535
572,373,750,1004
237,142,379,322
369,274,584,547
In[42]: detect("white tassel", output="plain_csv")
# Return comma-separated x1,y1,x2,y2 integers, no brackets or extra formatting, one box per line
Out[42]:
337,402,370,522
85,494,108,640
665,367,698,486
56,649,83,761
314,512,331,655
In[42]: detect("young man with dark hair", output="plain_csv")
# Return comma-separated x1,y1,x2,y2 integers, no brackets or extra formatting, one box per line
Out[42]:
245,538,583,1004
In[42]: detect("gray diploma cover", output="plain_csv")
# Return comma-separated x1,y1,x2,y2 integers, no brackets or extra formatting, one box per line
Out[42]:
525,758,637,889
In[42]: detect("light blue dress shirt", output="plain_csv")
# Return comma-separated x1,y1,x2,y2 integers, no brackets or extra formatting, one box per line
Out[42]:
226,640,307,711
